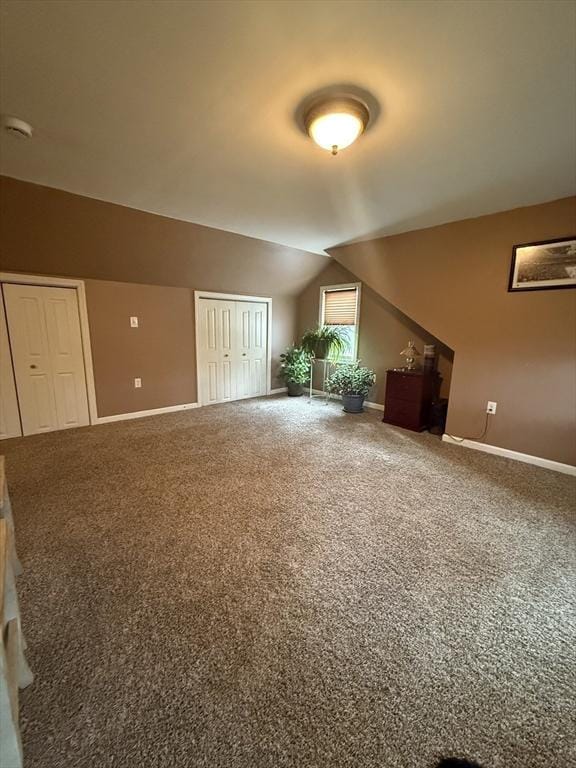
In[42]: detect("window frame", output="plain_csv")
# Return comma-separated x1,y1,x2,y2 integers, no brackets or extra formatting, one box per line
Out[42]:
318,282,362,361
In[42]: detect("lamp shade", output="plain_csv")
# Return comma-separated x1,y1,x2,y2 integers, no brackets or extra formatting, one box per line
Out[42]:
400,342,421,358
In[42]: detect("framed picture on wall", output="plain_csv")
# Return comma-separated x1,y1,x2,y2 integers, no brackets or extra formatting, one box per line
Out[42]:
508,237,576,292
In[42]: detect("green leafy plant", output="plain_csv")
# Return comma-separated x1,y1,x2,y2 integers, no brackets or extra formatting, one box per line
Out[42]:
300,325,350,360
278,346,310,384
326,361,376,396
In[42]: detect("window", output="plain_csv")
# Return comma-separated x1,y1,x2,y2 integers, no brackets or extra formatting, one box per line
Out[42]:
319,282,361,360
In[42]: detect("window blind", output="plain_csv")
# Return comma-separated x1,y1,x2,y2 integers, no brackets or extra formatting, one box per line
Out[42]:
323,288,358,325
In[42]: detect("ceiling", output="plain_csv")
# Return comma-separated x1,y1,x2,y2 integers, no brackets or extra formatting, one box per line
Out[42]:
1,0,574,255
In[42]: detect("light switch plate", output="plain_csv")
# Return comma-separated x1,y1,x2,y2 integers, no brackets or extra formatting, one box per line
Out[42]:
134,378,142,388
130,316,139,328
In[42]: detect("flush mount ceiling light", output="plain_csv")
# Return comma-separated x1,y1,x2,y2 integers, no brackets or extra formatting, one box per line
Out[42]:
304,96,370,156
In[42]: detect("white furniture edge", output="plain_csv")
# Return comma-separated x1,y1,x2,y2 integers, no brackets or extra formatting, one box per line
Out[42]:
442,434,576,476
96,402,200,424
0,272,99,426
193,290,273,406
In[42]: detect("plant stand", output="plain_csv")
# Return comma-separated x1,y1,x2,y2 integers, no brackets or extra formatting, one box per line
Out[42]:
308,358,333,403
308,359,349,404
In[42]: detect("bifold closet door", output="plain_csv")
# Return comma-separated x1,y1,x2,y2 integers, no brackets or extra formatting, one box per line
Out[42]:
198,298,268,405
3,284,90,436
198,299,237,405
236,302,267,399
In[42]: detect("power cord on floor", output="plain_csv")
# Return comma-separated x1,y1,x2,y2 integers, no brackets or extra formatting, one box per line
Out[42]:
445,411,491,443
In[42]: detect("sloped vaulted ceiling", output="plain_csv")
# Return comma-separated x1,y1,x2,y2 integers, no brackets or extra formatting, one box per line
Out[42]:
0,0,575,255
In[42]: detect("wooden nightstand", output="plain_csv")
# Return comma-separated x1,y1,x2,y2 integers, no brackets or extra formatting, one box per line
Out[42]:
382,369,441,432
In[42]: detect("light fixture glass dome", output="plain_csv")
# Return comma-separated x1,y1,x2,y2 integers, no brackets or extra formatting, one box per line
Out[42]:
309,112,364,154
304,96,370,155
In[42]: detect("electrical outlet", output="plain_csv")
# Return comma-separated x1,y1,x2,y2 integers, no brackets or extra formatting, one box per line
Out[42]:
486,401,497,415
130,316,139,328
134,378,142,388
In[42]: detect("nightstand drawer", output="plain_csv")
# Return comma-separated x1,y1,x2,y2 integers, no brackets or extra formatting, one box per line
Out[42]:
383,397,423,431
385,373,423,402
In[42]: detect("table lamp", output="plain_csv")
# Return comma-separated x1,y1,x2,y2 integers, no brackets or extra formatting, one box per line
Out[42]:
400,341,421,370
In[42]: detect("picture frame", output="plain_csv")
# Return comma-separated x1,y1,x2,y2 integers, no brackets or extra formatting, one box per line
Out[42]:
508,237,576,292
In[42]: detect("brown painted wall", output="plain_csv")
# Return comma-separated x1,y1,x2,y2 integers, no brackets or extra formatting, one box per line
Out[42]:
0,176,327,293
330,197,576,465
0,177,318,415
71,281,295,417
85,280,197,417
298,261,453,404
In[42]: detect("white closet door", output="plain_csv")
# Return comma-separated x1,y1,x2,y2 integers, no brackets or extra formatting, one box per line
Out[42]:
198,299,237,405
236,302,267,399
3,284,90,436
0,291,22,439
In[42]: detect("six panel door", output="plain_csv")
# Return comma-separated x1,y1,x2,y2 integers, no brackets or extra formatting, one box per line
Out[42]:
198,299,237,405
3,284,90,435
236,302,267,399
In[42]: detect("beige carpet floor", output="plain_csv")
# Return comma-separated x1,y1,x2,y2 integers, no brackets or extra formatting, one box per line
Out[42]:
3,396,575,768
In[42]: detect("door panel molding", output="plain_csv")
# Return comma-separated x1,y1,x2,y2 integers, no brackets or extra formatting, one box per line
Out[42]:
194,291,272,407
0,273,98,426
4,284,90,435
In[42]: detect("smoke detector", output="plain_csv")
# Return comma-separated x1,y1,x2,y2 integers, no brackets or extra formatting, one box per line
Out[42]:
2,115,33,138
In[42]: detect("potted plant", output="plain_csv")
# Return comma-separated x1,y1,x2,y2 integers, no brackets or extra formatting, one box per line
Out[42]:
326,361,376,413
278,346,310,396
301,325,350,360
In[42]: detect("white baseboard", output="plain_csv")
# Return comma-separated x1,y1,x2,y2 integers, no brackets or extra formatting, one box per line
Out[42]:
310,389,384,412
442,434,576,476
99,391,287,422
96,402,200,425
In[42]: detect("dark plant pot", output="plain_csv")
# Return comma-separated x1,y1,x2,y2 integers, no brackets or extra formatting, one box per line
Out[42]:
313,340,331,360
287,381,304,397
342,394,365,413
